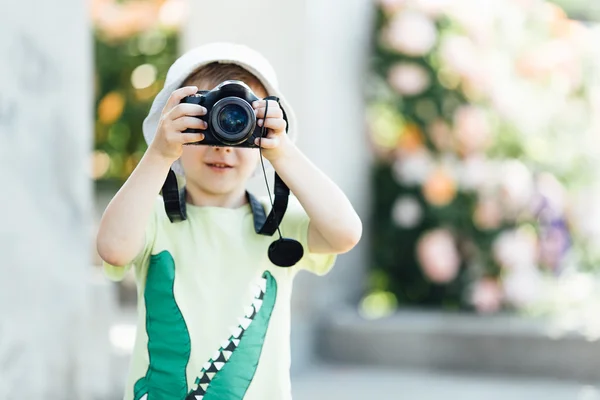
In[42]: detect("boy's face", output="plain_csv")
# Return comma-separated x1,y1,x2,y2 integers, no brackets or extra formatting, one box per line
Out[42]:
179,81,268,200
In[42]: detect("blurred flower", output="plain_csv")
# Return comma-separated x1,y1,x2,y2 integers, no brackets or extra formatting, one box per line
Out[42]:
453,106,491,155
392,196,423,228
493,227,538,269
388,62,431,96
457,155,493,192
570,186,600,246
428,119,454,151
516,39,582,92
500,160,534,212
392,148,434,185
473,198,503,231
92,150,111,180
92,0,163,41
367,103,405,150
396,124,425,153
410,0,452,17
377,0,408,14
538,219,570,272
423,167,457,206
131,64,157,89
534,174,571,271
383,11,437,57
159,0,188,29
503,266,544,308
471,278,503,314
446,0,496,44
359,290,398,320
534,172,567,216
438,35,478,79
417,229,461,283
138,30,167,56
98,91,125,124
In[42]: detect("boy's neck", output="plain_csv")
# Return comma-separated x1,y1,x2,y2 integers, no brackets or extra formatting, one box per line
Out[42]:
185,186,248,209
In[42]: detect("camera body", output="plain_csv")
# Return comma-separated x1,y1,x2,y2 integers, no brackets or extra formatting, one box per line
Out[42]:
180,80,264,147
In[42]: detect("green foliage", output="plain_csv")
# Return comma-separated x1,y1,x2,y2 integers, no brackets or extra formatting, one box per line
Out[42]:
94,29,179,185
365,1,600,314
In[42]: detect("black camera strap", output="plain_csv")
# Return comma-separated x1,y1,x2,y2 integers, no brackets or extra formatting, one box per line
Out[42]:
161,168,288,236
161,167,304,267
162,169,187,221
160,92,304,267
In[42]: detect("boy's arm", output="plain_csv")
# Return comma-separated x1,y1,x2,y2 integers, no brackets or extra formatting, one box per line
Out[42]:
97,85,207,266
269,143,362,255
96,150,172,266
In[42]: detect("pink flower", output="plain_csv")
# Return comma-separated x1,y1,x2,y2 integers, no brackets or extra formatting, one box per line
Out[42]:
453,106,492,155
383,11,438,57
473,198,503,231
439,35,478,77
471,278,503,314
417,229,461,283
388,62,431,96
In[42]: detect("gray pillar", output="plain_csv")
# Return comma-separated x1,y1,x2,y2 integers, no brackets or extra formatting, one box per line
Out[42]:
0,2,101,398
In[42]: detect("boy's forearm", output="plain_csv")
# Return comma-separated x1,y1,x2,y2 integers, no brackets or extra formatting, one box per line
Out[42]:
269,143,362,253
96,149,172,266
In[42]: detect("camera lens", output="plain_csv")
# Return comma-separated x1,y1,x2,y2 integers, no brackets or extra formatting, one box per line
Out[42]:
210,97,256,145
218,104,248,135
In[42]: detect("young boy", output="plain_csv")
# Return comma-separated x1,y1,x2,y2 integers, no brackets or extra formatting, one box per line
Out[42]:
97,42,362,400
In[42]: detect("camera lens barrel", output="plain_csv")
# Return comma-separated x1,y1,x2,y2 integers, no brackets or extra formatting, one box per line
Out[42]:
210,97,256,145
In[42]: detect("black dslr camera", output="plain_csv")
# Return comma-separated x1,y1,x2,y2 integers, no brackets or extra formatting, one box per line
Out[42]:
180,80,268,147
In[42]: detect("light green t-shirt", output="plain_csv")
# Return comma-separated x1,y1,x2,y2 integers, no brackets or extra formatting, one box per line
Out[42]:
104,195,336,400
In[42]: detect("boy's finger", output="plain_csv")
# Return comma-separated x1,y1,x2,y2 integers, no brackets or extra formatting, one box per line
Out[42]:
172,116,207,132
258,118,286,132
170,103,207,119
252,99,279,110
255,136,279,149
163,86,199,114
254,106,283,119
179,132,206,144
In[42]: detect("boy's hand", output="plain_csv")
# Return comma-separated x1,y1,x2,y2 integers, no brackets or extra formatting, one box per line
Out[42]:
252,100,293,161
148,86,207,162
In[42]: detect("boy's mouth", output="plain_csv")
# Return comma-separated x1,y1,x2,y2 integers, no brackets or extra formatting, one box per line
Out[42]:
206,162,233,170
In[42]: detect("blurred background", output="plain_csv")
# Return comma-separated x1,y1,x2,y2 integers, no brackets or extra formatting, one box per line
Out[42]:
3,0,600,398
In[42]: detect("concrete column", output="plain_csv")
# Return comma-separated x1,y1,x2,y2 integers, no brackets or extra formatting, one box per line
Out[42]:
0,2,102,398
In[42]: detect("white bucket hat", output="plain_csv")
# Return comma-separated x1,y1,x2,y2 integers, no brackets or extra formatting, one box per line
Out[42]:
142,42,297,175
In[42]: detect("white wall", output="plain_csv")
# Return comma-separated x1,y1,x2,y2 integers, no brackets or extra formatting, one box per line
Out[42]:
0,2,108,398
183,0,374,371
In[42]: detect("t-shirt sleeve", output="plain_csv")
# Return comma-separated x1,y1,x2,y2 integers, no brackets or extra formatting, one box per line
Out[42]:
102,197,160,282
278,195,337,276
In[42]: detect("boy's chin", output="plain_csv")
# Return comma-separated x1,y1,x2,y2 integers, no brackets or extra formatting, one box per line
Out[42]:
197,180,244,197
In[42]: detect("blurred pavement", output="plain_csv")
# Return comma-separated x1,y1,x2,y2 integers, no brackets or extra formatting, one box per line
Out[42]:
292,365,598,400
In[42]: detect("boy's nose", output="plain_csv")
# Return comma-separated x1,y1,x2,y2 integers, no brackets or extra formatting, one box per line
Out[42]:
214,146,231,153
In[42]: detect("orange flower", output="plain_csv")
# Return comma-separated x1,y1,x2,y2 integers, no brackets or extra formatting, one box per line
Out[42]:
423,168,456,206
396,124,424,153
98,91,125,124
92,0,166,41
